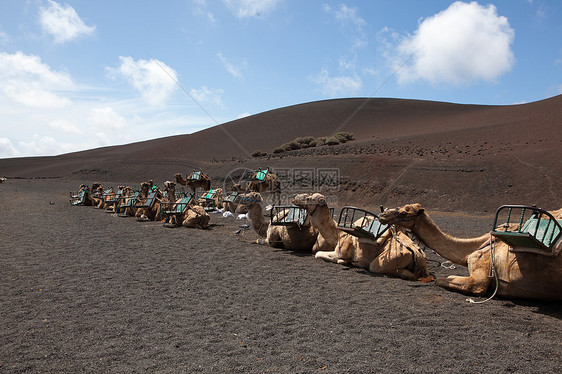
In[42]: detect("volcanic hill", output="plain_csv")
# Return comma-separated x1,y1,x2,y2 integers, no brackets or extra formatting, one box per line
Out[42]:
1,95,560,212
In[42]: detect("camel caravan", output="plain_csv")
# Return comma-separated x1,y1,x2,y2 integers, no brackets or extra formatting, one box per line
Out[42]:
70,166,562,302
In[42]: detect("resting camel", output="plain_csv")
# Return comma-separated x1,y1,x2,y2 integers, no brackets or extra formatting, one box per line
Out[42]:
246,169,281,205
175,171,211,194
223,185,249,213
111,186,133,214
242,192,319,251
161,182,210,229
292,193,431,281
135,182,171,222
90,185,106,207
182,205,211,229
70,184,94,206
378,203,562,300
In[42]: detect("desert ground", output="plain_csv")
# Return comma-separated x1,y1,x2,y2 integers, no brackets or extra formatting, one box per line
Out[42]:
1,96,561,372
1,178,560,373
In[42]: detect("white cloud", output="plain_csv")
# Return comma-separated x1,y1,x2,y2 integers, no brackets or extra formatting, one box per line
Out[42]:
88,107,127,130
189,86,224,108
0,51,73,108
18,135,77,156
193,0,217,24
39,0,95,43
311,68,362,97
222,0,281,18
394,1,515,85
323,3,367,49
48,119,83,134
0,30,8,44
0,138,20,158
108,56,178,107
217,52,245,79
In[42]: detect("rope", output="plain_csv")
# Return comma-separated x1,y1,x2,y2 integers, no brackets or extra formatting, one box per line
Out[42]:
466,235,499,304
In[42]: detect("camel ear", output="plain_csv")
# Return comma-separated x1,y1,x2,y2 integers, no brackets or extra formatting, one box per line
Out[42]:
412,203,424,214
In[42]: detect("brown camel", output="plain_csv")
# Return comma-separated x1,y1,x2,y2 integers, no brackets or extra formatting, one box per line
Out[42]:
182,205,211,229
161,182,209,229
135,182,169,222
174,171,211,194
292,193,431,281
69,184,94,206
378,203,562,300
246,168,281,205
242,192,318,251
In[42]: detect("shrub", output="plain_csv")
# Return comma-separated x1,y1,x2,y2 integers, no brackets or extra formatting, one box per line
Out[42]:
295,136,315,145
287,141,301,150
273,147,285,154
334,131,354,143
325,137,340,146
252,150,266,157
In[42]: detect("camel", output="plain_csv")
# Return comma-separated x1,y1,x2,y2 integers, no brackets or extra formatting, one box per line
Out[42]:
291,193,431,281
246,168,281,205
174,171,211,194
182,205,211,229
223,185,249,213
378,203,562,300
135,182,170,222
111,186,133,214
90,185,107,207
197,188,223,211
98,185,125,210
242,192,319,251
69,184,93,206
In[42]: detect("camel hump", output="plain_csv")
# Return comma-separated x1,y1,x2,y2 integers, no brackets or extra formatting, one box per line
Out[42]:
492,205,562,256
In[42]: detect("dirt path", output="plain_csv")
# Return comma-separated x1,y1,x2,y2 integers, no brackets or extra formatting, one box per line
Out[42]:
1,179,560,373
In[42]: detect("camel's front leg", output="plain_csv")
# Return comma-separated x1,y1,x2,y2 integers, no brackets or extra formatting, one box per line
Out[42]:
315,250,342,264
435,248,492,296
369,252,416,280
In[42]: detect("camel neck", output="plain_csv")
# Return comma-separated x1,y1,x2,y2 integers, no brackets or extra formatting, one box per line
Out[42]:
308,205,340,249
413,213,489,266
247,204,268,238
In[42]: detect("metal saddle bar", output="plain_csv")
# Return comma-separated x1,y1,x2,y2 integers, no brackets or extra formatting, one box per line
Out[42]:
492,205,562,251
270,205,308,226
337,206,389,240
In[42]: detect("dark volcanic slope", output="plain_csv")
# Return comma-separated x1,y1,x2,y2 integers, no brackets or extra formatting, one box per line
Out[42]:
1,95,561,212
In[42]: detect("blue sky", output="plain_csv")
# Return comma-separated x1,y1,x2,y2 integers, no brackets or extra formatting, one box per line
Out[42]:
0,0,560,158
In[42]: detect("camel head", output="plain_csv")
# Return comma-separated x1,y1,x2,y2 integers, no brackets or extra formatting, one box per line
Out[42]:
378,203,425,228
140,182,150,196
174,173,183,183
238,191,263,207
122,186,133,196
230,183,247,193
92,182,102,190
148,180,154,189
291,193,327,212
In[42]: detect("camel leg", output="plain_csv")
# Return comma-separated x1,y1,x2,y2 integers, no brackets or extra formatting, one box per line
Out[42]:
314,250,350,265
434,248,492,296
368,252,416,280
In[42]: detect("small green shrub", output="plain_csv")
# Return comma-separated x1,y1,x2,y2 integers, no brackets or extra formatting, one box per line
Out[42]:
287,141,301,150
325,137,340,146
252,150,266,157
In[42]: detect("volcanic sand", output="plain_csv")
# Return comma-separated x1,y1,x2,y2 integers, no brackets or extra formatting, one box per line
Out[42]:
1,179,560,373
